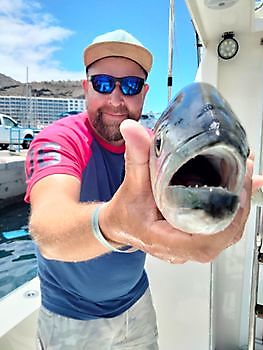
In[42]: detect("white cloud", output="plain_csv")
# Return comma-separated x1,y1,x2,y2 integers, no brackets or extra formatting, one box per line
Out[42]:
0,0,84,82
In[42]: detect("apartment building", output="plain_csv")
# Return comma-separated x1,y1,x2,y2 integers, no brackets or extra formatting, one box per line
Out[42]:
0,95,85,128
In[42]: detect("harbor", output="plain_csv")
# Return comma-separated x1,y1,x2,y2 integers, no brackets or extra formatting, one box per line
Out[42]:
0,149,27,210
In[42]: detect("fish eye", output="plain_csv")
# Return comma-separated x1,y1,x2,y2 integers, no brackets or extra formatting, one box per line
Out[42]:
154,133,163,157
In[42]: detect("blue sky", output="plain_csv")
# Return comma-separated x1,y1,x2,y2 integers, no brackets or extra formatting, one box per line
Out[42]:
0,0,198,113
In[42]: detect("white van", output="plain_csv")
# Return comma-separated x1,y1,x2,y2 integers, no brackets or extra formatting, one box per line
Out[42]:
0,113,37,150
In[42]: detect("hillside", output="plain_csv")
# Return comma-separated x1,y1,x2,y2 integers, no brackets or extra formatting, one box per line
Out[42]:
0,73,84,99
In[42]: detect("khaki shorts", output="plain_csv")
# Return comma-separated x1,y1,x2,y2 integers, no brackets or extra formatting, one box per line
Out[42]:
37,288,159,350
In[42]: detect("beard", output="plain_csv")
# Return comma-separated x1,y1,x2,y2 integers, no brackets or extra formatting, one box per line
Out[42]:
93,112,123,142
92,108,140,143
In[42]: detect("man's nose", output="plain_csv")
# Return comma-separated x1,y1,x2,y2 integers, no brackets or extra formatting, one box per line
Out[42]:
109,83,124,107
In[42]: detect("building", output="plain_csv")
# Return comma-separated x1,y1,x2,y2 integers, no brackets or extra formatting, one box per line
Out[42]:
0,95,85,128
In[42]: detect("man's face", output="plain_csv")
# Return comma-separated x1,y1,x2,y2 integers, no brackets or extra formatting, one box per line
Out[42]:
82,57,149,145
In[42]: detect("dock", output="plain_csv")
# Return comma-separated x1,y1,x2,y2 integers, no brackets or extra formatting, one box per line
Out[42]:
0,150,27,209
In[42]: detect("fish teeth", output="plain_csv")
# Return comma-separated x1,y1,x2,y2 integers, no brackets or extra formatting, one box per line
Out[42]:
187,184,210,188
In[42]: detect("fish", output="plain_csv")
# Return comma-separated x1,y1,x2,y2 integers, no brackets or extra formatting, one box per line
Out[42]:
149,82,250,234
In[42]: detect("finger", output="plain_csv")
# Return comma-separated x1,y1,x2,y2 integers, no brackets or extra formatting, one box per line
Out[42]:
239,158,253,207
248,152,255,161
120,119,151,185
252,175,263,193
144,220,204,262
246,157,254,180
120,119,151,164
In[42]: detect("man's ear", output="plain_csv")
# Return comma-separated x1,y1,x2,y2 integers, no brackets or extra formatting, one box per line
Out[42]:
82,79,88,92
143,83,150,96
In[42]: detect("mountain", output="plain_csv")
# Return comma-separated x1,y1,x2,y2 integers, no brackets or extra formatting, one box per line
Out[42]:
0,73,84,99
0,73,21,89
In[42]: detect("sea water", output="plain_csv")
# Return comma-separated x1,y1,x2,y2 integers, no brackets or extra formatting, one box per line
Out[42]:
0,202,37,299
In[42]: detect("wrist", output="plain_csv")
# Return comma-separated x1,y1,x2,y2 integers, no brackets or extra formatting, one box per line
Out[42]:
91,203,137,253
98,203,121,246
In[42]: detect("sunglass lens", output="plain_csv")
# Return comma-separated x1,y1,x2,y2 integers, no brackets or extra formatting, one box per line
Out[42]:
92,75,115,94
121,77,144,96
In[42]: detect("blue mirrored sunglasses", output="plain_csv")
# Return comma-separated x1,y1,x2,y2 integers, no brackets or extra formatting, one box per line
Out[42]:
87,74,145,96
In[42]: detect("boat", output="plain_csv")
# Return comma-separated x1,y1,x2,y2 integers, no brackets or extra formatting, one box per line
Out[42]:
0,1,263,349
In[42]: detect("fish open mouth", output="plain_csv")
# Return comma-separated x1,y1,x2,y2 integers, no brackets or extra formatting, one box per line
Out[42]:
160,145,246,230
168,145,243,193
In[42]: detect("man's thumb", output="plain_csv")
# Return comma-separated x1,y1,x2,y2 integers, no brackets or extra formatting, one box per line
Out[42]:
120,119,151,181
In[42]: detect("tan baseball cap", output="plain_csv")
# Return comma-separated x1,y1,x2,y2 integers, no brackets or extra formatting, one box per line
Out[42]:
83,29,153,74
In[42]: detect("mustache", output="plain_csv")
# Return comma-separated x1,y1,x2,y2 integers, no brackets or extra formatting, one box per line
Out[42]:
99,106,129,115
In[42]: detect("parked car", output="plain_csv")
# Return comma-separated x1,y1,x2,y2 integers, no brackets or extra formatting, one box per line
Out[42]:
0,113,38,150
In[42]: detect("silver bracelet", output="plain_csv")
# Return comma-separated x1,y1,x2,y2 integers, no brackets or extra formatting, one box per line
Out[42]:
91,204,138,254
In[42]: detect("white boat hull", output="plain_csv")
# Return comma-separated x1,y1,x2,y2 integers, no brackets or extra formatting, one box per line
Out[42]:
0,277,40,350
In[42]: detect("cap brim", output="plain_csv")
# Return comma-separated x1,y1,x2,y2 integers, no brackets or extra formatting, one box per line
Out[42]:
84,41,152,73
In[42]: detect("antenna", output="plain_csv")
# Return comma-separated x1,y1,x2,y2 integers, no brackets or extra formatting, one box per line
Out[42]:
168,0,175,102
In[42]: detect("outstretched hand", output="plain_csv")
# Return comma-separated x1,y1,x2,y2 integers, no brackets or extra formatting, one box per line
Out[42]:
101,119,255,264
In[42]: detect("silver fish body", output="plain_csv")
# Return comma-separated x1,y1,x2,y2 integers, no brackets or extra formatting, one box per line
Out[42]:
149,82,249,234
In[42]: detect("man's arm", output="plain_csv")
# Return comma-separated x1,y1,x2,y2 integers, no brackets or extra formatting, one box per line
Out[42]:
29,120,257,264
29,174,121,261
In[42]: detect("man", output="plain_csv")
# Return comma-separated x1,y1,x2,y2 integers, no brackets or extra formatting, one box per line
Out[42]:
25,29,257,349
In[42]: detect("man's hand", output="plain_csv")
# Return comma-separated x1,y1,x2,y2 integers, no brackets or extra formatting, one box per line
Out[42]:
100,120,254,264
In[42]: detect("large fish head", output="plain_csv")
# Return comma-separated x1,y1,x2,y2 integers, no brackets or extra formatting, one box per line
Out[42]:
149,82,249,234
